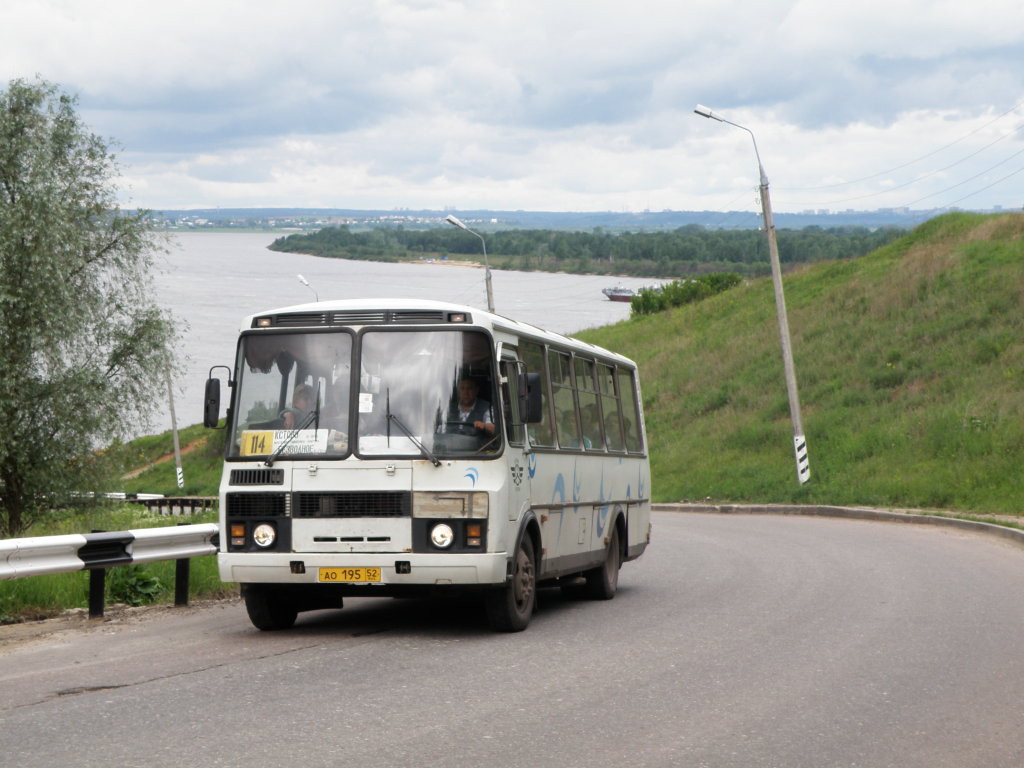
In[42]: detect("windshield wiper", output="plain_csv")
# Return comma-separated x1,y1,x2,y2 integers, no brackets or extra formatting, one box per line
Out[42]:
264,383,322,467
386,388,441,467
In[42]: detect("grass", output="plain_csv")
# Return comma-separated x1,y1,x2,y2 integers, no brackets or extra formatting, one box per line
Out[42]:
579,212,1024,518
115,424,227,497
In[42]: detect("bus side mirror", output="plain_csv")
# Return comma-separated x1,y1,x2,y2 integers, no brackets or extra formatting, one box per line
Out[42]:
520,372,543,424
203,377,221,428
203,365,233,429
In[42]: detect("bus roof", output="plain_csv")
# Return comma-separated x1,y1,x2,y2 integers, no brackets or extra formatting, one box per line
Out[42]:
240,298,637,368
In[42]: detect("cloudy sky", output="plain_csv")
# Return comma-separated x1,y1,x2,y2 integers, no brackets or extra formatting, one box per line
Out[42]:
3,0,1023,214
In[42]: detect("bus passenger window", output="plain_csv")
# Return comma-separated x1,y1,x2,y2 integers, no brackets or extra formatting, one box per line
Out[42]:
598,363,624,451
550,350,580,449
520,342,554,447
617,369,644,453
575,357,603,451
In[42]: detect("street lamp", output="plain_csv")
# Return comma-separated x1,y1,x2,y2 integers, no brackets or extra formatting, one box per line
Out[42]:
445,214,495,313
693,104,810,484
297,274,318,302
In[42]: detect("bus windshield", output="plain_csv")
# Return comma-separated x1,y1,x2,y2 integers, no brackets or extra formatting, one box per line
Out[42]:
228,328,500,460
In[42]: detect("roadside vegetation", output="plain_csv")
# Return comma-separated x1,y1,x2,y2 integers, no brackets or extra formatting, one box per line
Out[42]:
630,272,743,316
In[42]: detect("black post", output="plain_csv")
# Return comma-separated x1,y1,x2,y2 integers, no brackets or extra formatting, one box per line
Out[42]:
89,568,106,619
174,522,190,606
175,557,190,606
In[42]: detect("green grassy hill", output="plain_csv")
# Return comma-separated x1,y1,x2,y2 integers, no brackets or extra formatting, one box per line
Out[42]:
118,424,225,497
580,212,1024,516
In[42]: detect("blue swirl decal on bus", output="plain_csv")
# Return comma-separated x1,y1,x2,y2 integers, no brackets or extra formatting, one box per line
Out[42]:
465,467,479,487
595,469,609,537
552,473,566,503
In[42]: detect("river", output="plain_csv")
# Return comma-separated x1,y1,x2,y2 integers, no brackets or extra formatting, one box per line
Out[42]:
151,232,661,435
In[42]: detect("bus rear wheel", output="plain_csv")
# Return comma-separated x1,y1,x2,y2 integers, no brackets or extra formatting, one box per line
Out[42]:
243,584,298,631
584,525,621,600
485,534,536,632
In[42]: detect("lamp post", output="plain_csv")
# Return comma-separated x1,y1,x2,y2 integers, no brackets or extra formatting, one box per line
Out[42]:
297,274,318,302
693,104,810,484
445,214,495,313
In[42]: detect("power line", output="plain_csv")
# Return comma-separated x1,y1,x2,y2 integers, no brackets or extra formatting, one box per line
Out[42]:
901,146,1024,208
941,165,1024,209
786,124,1024,208
779,100,1024,193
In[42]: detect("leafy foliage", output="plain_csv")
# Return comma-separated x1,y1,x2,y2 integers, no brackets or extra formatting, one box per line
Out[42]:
0,78,178,536
630,273,742,315
107,564,163,606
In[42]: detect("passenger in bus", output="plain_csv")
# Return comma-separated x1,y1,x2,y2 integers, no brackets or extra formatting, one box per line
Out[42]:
280,384,315,429
443,378,495,438
580,403,603,450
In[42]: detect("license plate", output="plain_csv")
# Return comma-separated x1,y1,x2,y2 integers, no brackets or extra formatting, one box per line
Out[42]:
318,567,382,583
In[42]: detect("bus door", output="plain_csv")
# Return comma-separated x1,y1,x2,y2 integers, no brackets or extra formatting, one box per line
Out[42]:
499,354,531,526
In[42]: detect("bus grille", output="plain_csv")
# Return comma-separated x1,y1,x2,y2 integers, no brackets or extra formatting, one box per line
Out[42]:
230,468,285,486
270,311,329,327
293,492,410,518
226,493,289,517
331,310,448,325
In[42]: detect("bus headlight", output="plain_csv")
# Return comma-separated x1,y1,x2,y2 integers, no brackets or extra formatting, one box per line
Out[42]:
253,523,277,548
429,523,455,549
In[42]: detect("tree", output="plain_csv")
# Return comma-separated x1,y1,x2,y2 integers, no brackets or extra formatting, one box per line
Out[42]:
0,78,179,537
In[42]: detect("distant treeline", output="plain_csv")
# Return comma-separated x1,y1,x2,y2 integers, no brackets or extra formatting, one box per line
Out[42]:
269,224,904,278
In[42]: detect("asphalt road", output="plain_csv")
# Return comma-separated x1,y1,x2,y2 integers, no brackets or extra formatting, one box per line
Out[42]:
3,511,1024,768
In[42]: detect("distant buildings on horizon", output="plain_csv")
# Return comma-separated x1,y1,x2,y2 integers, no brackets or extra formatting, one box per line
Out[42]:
151,204,1020,233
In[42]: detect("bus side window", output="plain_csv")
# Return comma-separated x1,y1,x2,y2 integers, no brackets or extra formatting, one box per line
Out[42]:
500,360,524,446
550,349,580,449
617,368,644,453
520,341,554,447
574,357,604,451
598,363,624,451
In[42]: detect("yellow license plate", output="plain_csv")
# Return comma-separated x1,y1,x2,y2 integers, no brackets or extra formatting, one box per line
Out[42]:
318,567,382,583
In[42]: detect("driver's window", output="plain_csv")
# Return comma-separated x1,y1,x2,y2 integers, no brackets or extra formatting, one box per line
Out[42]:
501,359,524,446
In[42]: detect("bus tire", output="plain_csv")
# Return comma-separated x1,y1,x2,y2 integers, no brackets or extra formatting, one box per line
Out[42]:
243,585,298,631
584,525,621,600
485,534,536,632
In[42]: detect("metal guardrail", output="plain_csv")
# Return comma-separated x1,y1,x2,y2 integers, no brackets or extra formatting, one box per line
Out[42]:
110,494,217,516
0,523,220,618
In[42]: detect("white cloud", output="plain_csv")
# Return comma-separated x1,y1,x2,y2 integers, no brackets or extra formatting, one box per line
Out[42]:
3,0,1024,212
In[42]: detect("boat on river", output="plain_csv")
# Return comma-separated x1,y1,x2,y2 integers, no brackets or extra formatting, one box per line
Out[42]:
602,285,636,302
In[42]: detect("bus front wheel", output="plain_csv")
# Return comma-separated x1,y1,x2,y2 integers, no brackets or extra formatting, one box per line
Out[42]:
485,535,536,632
243,584,298,631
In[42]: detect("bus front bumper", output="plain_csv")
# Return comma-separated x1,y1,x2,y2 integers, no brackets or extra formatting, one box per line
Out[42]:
219,551,510,587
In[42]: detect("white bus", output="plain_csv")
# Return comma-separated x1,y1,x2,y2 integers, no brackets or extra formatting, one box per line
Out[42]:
203,298,651,632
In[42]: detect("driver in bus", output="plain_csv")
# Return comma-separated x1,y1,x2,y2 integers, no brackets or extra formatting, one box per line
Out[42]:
280,384,315,429
443,378,495,438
